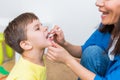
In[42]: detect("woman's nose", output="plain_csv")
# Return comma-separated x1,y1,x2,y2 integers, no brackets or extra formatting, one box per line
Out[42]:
95,0,104,7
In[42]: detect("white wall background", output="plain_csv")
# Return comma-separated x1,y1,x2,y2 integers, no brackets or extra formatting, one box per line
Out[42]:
0,0,101,45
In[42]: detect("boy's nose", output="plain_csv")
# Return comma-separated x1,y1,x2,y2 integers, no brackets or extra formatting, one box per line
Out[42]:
44,26,48,31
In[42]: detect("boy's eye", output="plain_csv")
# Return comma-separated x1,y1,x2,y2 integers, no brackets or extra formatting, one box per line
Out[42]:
35,27,40,30
34,23,41,31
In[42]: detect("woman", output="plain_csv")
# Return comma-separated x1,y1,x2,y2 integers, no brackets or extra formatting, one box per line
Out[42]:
47,0,120,80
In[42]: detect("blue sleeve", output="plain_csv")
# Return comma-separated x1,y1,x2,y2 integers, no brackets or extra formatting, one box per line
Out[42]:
94,57,120,80
81,29,111,53
81,29,99,52
94,69,120,80
81,23,103,52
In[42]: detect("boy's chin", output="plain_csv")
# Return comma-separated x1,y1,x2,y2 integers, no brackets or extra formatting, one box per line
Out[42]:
47,39,54,45
46,41,53,47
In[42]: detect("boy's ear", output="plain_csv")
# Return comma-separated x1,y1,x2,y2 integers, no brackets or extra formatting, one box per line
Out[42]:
20,40,32,50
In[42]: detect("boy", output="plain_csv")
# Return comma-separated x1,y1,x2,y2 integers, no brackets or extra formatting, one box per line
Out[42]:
4,12,52,80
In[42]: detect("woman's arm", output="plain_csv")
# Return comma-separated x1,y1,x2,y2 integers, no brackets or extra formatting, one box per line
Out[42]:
50,25,82,58
66,55,96,80
63,41,82,58
47,42,96,80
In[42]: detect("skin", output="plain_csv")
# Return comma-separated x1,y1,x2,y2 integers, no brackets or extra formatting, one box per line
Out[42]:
47,0,120,80
96,0,120,25
20,19,52,66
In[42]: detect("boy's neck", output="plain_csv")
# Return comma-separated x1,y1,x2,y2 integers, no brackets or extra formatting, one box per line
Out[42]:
22,49,45,66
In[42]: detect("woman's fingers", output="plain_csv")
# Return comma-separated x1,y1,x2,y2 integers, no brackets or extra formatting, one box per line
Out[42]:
46,52,56,62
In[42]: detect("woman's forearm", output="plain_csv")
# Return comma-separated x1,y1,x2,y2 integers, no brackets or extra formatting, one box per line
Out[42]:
65,56,96,80
63,41,82,58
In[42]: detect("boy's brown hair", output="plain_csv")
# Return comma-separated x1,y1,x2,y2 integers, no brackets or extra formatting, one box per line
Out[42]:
4,12,38,54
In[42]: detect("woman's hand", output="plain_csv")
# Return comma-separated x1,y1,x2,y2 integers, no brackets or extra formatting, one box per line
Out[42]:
47,41,96,80
49,25,66,46
46,41,72,64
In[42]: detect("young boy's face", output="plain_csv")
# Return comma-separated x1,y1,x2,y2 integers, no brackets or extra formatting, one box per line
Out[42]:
26,19,52,49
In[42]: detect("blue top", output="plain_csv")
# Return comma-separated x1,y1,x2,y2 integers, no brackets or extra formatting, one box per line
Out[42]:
82,29,111,52
94,55,120,80
81,27,120,80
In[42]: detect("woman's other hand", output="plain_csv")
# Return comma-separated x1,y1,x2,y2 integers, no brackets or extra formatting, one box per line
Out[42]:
46,41,73,64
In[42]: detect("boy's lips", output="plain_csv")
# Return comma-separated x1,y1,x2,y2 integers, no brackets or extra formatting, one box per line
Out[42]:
46,28,61,40
46,33,54,41
48,33,54,38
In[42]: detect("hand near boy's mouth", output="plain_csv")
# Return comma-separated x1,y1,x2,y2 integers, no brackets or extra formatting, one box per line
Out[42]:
47,26,61,42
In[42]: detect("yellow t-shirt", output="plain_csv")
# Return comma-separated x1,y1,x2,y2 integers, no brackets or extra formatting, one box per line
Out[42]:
6,57,46,80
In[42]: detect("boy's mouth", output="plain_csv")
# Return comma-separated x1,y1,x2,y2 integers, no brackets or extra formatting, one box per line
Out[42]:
46,33,54,41
46,28,61,40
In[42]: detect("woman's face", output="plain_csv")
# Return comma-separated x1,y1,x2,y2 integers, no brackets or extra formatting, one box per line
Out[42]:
96,0,120,25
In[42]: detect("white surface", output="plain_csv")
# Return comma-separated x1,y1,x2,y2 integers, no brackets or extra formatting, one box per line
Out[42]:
0,0,101,61
15,52,21,62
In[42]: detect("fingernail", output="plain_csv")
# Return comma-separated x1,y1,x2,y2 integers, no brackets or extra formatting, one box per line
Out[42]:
57,28,61,31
